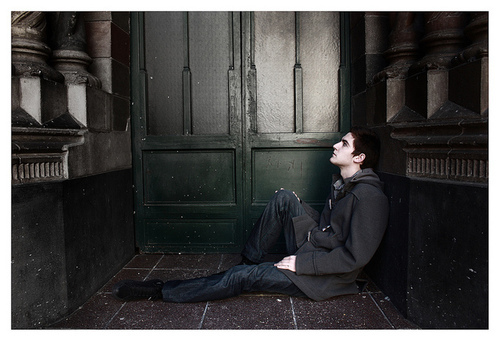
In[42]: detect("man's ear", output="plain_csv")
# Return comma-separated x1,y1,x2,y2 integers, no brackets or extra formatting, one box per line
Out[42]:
353,153,365,165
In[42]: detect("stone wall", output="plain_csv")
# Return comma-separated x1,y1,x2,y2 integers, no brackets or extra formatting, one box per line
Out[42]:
11,12,135,328
351,12,488,328
11,169,135,328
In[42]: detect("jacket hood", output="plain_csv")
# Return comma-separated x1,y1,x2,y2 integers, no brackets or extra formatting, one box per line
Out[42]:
333,168,384,192
350,168,384,190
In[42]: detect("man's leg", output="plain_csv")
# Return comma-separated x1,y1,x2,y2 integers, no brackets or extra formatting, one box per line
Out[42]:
161,263,306,302
241,189,307,263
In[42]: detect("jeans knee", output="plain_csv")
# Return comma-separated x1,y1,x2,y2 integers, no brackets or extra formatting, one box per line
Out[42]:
273,189,295,203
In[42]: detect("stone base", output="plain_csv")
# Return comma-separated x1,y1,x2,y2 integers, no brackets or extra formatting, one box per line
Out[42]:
366,172,488,328
11,169,135,328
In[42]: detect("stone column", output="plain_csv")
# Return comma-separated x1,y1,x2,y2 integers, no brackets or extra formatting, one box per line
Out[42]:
411,12,468,72
404,12,468,118
11,11,87,184
371,12,422,122
376,12,421,80
48,12,101,88
11,11,64,82
448,12,488,116
47,12,102,127
454,12,488,64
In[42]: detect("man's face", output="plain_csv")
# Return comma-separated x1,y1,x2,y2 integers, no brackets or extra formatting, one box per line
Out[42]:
329,132,356,167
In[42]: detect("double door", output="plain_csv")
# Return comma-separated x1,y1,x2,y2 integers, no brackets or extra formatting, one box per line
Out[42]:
131,12,350,253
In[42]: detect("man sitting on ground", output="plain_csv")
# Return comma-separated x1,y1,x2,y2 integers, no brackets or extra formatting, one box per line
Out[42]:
113,126,389,303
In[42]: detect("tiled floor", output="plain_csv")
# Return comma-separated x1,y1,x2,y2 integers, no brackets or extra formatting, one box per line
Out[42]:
48,254,419,329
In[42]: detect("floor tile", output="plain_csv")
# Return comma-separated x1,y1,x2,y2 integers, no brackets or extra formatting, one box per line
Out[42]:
370,292,419,329
48,293,123,329
148,268,212,281
106,300,207,329
99,268,151,293
156,254,223,271
45,254,419,330
124,254,163,269
202,295,296,329
292,294,393,329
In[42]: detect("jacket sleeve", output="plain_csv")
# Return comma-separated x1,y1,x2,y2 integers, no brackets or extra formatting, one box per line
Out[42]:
295,190,389,276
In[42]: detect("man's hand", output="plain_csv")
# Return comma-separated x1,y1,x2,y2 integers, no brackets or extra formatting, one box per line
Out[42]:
274,255,297,272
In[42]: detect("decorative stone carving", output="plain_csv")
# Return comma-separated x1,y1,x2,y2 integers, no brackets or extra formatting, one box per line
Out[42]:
410,12,468,74
373,12,422,82
369,13,423,122
48,12,101,88
390,110,488,183
11,11,93,185
11,11,64,82
11,76,87,184
365,12,490,183
452,12,488,65
12,127,86,184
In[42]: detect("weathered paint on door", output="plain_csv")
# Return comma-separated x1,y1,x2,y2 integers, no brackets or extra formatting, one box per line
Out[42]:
131,12,350,253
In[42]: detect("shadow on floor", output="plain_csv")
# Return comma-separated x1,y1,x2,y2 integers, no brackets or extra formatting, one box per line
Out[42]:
48,254,418,329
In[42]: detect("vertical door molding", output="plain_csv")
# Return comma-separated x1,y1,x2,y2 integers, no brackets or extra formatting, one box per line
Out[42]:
182,12,192,135
294,12,304,133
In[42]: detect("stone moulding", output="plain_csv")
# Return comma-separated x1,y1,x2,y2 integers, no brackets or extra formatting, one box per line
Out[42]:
406,153,488,182
12,126,86,184
12,154,65,183
390,115,488,183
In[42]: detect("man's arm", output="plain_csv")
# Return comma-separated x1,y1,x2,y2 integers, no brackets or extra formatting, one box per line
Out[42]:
294,190,389,276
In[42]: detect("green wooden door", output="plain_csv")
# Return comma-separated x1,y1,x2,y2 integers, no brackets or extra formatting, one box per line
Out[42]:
131,12,350,253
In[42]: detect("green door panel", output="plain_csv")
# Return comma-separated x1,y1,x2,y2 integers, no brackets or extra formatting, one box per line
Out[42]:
143,150,236,204
252,148,334,204
145,220,238,252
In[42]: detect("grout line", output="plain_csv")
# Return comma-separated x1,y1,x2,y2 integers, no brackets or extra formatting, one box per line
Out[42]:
122,255,137,269
104,302,127,329
145,254,165,280
198,302,210,329
106,255,164,329
368,293,395,329
289,297,298,329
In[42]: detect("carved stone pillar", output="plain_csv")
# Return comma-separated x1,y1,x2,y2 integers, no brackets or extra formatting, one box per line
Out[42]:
11,11,88,185
370,13,422,121
376,12,421,80
48,12,101,88
389,12,488,183
453,12,488,65
448,12,488,116
401,13,468,119
11,11,64,82
411,12,468,73
46,12,102,127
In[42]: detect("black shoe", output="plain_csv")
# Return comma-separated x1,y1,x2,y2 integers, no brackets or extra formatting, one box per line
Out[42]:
239,255,258,265
112,279,164,301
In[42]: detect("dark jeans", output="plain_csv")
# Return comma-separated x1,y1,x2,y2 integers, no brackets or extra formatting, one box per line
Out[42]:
161,189,308,302
241,189,307,263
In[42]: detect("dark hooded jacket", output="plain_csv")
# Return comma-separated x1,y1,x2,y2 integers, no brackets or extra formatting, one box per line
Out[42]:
280,168,389,301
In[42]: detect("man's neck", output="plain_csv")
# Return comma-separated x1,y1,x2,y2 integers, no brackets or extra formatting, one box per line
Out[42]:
340,166,362,180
